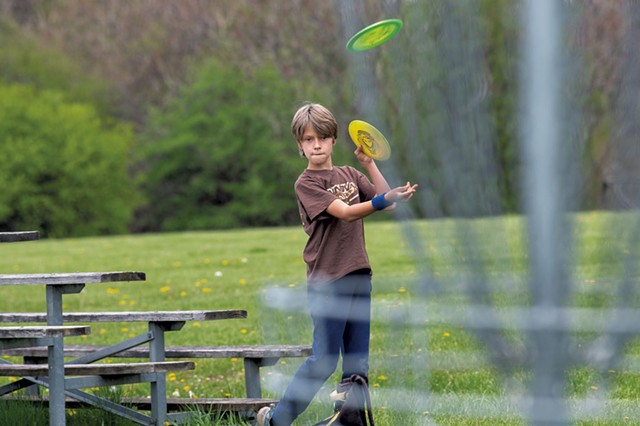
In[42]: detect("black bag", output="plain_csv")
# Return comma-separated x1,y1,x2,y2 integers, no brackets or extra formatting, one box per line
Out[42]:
314,375,374,426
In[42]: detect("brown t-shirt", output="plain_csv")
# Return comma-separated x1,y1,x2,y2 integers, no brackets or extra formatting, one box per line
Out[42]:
294,166,377,285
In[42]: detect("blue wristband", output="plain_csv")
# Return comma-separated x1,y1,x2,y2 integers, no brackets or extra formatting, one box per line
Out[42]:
372,192,393,210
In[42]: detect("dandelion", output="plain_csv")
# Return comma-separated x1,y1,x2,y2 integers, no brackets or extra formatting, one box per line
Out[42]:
203,258,211,265
202,287,212,293
183,385,191,392
106,287,120,295
443,332,450,337
168,373,177,382
241,329,248,334
119,300,127,306
180,291,187,297
373,383,380,388
239,278,247,285
120,327,129,333
99,329,108,335
398,287,407,293
221,259,229,266
591,386,598,391
201,278,208,284
129,300,136,306
231,358,238,363
193,322,201,327
160,286,171,293
224,393,231,398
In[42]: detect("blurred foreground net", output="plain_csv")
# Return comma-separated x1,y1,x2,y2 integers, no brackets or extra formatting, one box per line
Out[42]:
262,1,640,424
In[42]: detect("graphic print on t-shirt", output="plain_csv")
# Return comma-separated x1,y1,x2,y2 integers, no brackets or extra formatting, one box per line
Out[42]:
327,181,358,205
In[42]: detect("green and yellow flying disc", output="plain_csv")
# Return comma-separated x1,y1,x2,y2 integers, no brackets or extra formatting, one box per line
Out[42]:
346,19,403,51
348,120,391,160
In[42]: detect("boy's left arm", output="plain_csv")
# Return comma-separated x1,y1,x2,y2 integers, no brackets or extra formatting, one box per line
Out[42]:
354,145,391,194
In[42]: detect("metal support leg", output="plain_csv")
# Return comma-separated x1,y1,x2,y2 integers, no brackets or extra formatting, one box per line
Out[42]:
46,285,66,426
243,358,262,398
148,322,167,426
243,357,279,398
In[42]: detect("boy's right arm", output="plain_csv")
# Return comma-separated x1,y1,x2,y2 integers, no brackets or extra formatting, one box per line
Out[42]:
326,182,418,222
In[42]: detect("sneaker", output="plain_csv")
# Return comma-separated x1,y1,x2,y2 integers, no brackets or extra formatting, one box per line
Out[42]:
257,405,274,426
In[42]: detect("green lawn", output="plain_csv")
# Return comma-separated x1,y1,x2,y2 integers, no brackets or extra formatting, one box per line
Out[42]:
1,211,640,425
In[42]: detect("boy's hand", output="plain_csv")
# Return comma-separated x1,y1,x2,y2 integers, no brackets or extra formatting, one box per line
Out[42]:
386,182,419,203
354,145,373,167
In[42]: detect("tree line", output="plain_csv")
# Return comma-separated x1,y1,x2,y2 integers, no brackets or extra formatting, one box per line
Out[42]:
0,0,629,237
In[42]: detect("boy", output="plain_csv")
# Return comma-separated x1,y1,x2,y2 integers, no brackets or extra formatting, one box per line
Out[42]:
258,103,418,426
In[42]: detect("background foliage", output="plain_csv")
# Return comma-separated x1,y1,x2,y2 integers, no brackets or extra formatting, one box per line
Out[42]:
0,83,136,237
0,0,629,237
138,59,305,231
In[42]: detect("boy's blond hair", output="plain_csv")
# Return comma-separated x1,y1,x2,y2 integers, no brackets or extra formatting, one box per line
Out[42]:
291,103,338,144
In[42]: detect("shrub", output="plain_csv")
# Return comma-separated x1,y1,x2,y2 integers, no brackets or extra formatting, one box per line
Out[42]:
0,84,137,237
138,59,302,231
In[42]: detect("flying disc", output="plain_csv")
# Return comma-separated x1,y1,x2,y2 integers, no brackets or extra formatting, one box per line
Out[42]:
348,120,391,160
346,18,403,51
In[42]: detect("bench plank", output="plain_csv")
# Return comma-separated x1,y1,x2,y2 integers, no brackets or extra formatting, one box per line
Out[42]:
0,326,90,339
1,395,278,413
0,310,247,323
0,231,40,243
0,272,145,286
0,361,194,377
127,397,278,412
1,344,311,359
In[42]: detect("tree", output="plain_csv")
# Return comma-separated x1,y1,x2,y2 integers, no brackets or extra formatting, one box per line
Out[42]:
0,84,137,237
137,59,304,231
0,14,114,118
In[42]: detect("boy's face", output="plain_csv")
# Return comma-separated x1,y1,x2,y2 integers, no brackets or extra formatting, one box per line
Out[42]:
298,125,335,170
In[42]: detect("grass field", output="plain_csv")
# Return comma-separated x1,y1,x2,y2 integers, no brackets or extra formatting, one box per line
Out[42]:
1,211,640,425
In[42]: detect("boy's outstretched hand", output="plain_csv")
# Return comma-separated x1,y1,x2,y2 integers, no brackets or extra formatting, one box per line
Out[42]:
386,182,419,203
353,144,418,204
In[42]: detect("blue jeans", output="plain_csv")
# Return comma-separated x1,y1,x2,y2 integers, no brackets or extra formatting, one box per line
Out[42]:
271,271,372,426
